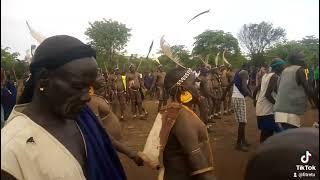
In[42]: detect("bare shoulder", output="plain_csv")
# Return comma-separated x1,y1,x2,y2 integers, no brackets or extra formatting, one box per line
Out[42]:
174,107,204,133
239,70,249,78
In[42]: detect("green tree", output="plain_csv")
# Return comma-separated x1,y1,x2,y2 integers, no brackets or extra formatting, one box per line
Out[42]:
193,30,244,67
85,19,131,65
266,36,319,65
238,21,286,66
193,30,240,56
1,47,28,80
157,54,177,72
171,45,197,68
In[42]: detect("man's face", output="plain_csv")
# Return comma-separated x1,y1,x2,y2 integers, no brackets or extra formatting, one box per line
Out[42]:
183,73,200,102
158,66,163,72
115,69,120,75
44,57,98,119
96,73,107,87
130,66,136,72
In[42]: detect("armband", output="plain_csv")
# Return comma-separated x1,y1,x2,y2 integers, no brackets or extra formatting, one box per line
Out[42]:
191,167,214,176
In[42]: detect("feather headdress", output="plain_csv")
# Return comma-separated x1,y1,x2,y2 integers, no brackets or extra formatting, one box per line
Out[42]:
196,54,210,67
214,52,220,67
160,36,186,69
26,21,46,44
222,49,231,66
154,58,161,65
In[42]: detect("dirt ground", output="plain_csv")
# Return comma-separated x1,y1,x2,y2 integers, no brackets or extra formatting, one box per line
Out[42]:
111,97,319,180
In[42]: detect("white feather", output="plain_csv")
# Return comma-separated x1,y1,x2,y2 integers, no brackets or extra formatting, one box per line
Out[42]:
154,58,161,65
26,21,46,44
197,55,210,67
222,49,231,66
215,52,220,67
160,36,185,68
205,54,210,64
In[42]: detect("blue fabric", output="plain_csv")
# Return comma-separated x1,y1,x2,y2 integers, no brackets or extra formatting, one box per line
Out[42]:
144,74,154,90
76,106,127,180
1,104,4,128
234,70,248,97
279,123,298,131
1,81,17,120
257,115,280,133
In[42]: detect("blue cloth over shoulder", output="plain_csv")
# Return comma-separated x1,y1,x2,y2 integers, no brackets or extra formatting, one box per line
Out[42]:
1,81,17,120
76,106,127,180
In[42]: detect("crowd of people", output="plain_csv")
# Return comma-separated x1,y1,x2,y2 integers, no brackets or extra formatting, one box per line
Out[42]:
1,35,319,180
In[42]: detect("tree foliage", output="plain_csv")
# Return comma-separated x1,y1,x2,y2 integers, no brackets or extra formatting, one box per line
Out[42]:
85,19,131,65
1,47,28,80
238,21,286,57
193,30,241,56
266,35,319,65
192,30,246,67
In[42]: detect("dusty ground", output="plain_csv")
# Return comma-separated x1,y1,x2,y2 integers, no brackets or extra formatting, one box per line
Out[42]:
112,98,319,180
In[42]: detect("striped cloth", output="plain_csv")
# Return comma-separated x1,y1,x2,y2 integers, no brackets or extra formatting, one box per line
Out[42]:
232,97,247,123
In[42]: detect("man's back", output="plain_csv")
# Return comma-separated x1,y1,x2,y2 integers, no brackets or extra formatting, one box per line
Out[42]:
274,65,307,115
163,105,213,180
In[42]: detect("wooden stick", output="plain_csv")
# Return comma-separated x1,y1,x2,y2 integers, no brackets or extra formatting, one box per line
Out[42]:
12,68,18,83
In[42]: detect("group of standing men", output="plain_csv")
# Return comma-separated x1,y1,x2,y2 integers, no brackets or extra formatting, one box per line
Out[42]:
100,62,236,131
100,64,167,120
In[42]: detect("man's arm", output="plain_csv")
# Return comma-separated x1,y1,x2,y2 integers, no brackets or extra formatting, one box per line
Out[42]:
109,136,144,166
252,84,261,106
136,73,145,89
201,80,213,98
296,68,315,105
173,113,216,180
97,98,143,166
222,79,234,101
240,70,252,98
264,74,278,104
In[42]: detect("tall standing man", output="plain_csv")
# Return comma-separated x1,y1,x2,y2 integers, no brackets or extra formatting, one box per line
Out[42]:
126,64,147,119
151,65,167,112
274,52,316,130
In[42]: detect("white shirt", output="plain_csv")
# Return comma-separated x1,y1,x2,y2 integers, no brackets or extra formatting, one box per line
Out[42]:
256,73,277,116
275,112,301,127
232,70,248,99
232,85,244,99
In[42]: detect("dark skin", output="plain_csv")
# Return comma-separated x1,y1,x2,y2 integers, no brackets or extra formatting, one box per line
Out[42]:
87,94,143,166
151,66,167,112
222,68,252,100
194,67,210,116
1,57,98,179
108,69,126,116
253,74,278,106
165,73,215,180
126,65,146,116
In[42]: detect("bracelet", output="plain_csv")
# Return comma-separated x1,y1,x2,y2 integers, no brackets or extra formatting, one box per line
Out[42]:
191,167,214,176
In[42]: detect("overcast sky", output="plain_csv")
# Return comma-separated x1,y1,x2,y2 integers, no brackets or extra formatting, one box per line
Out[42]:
1,0,319,59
